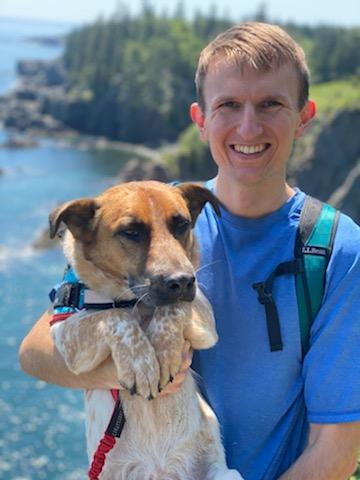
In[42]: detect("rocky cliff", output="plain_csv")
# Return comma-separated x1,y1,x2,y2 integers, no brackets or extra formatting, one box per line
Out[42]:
288,109,360,224
1,59,359,224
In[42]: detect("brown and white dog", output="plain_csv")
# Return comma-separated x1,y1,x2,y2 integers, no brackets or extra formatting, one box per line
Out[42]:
49,181,243,480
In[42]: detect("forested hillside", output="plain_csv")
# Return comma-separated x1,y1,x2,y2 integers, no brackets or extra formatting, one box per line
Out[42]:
58,5,360,145
61,7,230,143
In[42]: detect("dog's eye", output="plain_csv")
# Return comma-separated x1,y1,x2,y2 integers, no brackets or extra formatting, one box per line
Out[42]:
116,229,141,242
172,219,191,237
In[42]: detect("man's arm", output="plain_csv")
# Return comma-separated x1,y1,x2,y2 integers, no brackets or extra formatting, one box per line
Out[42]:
19,309,119,389
19,309,192,393
279,422,360,480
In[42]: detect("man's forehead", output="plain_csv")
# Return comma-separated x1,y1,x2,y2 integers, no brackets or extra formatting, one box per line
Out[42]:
203,58,299,102
206,55,297,79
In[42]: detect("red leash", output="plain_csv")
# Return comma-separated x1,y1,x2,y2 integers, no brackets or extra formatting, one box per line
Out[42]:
88,389,125,480
50,314,125,480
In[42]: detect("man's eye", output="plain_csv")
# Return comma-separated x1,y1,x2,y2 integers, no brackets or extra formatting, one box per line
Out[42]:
261,100,281,109
220,101,239,109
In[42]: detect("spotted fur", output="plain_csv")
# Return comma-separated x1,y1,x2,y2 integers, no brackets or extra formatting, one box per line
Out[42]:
49,181,243,480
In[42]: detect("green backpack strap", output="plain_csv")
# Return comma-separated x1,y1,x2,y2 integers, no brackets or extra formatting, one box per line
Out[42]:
295,196,340,357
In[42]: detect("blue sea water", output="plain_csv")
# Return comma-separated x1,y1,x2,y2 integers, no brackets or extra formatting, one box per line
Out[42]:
0,17,131,479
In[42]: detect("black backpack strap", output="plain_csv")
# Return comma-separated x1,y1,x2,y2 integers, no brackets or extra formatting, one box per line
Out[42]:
252,195,339,355
253,259,304,352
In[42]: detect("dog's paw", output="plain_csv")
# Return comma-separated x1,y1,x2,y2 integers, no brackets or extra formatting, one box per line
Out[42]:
106,317,160,400
155,336,184,391
115,343,160,400
147,305,186,390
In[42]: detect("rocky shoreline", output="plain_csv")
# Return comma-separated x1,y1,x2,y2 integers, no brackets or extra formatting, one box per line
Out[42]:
0,57,179,182
0,59,166,162
1,58,359,229
0,59,66,133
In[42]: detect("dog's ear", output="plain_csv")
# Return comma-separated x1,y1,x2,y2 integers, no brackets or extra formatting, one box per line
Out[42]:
49,198,99,242
176,183,221,226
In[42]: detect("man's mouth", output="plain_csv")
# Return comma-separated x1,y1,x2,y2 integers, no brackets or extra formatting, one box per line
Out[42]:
231,143,270,155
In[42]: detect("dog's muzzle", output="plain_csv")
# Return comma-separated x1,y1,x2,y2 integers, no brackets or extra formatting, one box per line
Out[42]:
141,273,196,306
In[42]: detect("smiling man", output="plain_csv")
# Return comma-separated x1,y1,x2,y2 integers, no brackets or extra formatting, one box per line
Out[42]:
19,22,360,480
189,22,360,479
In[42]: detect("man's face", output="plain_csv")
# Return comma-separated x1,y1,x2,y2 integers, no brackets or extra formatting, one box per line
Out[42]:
192,59,314,190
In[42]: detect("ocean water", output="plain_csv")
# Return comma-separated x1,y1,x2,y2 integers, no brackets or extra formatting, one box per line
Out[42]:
0,17,68,94
0,17,132,479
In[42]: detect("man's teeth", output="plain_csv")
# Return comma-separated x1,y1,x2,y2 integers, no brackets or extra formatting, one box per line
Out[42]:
233,144,267,154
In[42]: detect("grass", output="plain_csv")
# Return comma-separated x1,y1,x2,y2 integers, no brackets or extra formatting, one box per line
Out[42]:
310,78,360,114
351,461,360,479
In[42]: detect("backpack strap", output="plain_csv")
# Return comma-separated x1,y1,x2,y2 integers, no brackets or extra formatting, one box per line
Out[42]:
295,196,340,356
253,195,339,356
253,259,303,351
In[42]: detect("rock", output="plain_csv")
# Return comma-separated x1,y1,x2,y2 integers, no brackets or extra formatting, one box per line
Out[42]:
25,35,62,47
117,158,173,182
288,109,360,224
16,60,65,87
14,88,38,101
3,99,64,133
327,163,360,222
32,227,60,250
0,135,38,149
17,59,45,77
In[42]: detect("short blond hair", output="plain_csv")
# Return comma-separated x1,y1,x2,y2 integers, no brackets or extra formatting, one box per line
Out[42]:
195,22,310,111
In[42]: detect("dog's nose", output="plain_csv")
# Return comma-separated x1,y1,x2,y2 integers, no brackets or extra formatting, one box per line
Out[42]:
149,273,196,305
164,273,195,295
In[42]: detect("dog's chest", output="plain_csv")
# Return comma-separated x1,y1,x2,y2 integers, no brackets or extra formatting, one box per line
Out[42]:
85,376,204,480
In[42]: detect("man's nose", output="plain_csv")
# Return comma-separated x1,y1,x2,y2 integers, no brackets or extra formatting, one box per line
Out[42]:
235,104,263,140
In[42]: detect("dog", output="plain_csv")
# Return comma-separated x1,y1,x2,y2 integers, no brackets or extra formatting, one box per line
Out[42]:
48,180,243,480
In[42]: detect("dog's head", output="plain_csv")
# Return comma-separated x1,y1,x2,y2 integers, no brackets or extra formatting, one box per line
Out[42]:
49,181,220,306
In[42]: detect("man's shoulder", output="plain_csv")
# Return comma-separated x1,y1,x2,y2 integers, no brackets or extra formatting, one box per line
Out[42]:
333,210,360,254
297,193,359,253
324,209,360,298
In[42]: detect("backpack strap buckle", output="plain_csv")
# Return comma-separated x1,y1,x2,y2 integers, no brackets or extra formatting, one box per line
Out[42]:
253,282,273,305
252,282,283,352
252,260,304,353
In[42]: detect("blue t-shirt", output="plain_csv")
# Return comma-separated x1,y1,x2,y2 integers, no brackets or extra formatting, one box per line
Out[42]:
192,185,360,480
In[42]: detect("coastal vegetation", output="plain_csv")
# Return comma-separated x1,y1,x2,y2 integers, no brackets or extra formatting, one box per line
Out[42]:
58,5,360,146
310,78,360,113
1,5,359,221
23,4,355,226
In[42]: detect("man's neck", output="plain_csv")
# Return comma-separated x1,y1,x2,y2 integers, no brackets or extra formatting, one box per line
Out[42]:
214,176,295,218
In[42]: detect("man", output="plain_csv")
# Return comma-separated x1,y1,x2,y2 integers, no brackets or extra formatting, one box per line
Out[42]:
20,23,360,479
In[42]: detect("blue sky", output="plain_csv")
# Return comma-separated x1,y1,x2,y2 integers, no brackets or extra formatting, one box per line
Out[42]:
0,0,359,26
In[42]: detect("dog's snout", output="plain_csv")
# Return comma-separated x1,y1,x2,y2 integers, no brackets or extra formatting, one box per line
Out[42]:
149,273,196,305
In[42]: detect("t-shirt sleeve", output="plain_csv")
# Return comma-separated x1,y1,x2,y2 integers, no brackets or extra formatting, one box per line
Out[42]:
303,213,360,423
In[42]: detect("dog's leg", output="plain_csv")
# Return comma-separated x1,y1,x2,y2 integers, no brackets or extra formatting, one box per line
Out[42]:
147,304,187,391
105,311,160,399
51,310,111,373
183,288,219,350
51,309,160,399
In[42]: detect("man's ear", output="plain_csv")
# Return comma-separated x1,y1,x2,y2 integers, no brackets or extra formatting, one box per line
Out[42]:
49,198,99,242
295,99,316,139
190,102,207,141
177,182,221,227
